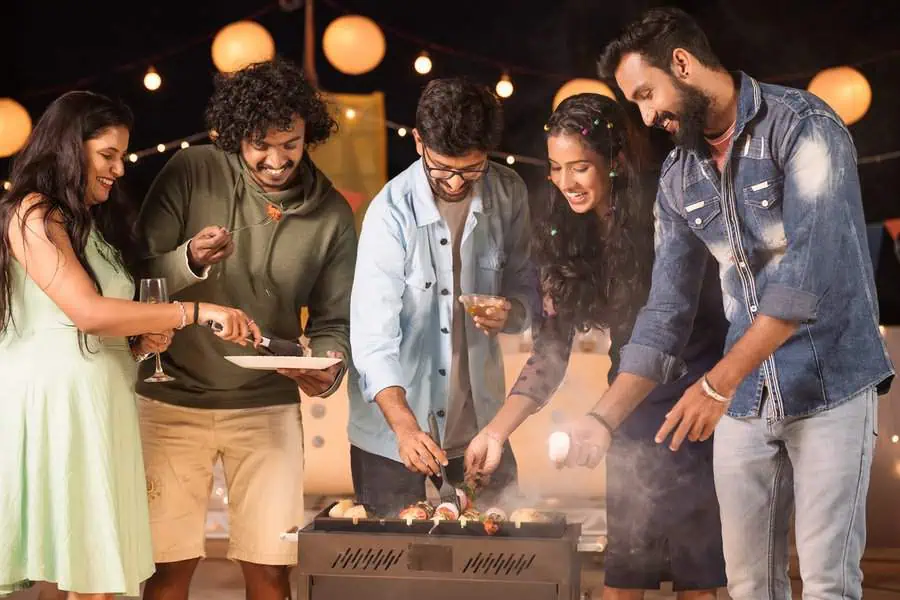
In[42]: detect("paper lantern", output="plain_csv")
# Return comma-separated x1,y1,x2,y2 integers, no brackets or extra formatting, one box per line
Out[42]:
0,98,32,158
322,15,385,75
553,78,616,110
211,21,276,74
807,66,871,126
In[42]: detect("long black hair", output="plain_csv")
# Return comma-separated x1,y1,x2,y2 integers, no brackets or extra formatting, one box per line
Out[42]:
0,90,141,334
534,93,655,332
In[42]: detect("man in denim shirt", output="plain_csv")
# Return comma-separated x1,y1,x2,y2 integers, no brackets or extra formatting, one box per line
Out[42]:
560,8,895,600
348,79,535,516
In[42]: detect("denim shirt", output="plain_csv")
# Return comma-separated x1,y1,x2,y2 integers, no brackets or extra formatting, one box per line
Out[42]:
348,159,535,461
621,72,894,421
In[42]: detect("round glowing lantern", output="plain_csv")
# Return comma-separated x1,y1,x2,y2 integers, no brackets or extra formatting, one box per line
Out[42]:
553,78,616,110
807,66,871,126
211,21,276,74
322,15,385,75
0,98,32,158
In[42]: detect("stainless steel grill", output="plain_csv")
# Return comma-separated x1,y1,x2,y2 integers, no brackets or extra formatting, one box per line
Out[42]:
293,503,582,599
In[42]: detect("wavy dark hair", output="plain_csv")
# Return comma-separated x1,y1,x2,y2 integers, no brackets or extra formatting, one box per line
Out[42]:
415,78,503,156
205,57,337,152
534,93,654,332
0,91,140,335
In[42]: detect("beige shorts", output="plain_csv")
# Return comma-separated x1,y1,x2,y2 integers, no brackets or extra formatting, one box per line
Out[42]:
139,397,304,566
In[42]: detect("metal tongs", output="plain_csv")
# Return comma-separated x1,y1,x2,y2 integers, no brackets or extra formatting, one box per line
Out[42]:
427,412,459,510
203,320,309,357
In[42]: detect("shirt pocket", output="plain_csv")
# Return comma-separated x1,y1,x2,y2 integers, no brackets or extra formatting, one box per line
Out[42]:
476,248,506,295
685,197,722,230
742,176,786,246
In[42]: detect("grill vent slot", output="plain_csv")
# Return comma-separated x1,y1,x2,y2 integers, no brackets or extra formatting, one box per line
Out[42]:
461,552,537,576
330,547,404,571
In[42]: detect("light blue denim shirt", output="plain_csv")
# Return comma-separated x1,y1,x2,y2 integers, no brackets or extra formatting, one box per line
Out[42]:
621,72,894,421
348,159,535,462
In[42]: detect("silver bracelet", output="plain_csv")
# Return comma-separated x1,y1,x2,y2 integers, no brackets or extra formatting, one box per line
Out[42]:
173,300,188,330
701,374,731,403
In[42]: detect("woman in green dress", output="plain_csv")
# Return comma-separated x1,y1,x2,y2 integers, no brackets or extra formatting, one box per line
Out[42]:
0,91,261,599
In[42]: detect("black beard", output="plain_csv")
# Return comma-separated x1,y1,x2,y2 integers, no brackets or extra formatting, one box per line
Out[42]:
668,78,712,151
425,169,472,203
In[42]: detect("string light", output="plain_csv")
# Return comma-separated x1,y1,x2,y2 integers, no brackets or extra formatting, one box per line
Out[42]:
397,127,408,137
128,153,138,163
506,155,516,165
180,141,190,149
2,181,10,191
496,73,514,98
345,108,357,120
156,144,166,153
143,67,162,91
414,52,432,75
893,435,899,444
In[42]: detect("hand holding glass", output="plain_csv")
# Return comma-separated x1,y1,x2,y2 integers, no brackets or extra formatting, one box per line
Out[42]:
139,278,175,383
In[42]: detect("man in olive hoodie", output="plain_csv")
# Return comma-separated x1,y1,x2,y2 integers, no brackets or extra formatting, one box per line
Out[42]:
137,58,356,600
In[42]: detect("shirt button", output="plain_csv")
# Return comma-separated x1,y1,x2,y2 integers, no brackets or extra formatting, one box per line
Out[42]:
694,217,702,225
440,238,448,245
750,305,758,313
441,327,449,334
761,200,769,208
441,289,450,296
438,369,447,376
436,409,446,418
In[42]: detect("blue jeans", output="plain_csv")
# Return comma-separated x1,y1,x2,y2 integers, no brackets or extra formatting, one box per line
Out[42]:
713,387,877,600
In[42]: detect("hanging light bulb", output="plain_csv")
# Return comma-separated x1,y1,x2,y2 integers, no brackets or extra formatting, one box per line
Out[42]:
157,144,166,153
345,108,357,120
128,153,138,163
892,435,899,444
180,141,190,149
506,155,516,165
143,67,162,91
414,52,432,75
2,181,10,191
495,73,514,98
397,127,408,137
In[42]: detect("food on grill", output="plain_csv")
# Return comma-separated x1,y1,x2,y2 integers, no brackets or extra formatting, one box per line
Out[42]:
483,506,507,521
342,504,368,520
328,499,356,518
398,504,430,520
416,501,436,518
456,488,471,511
461,508,481,521
434,502,460,520
509,508,548,523
483,517,501,536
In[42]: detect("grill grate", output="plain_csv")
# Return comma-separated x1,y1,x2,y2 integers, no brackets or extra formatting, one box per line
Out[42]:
330,547,405,571
461,552,537,576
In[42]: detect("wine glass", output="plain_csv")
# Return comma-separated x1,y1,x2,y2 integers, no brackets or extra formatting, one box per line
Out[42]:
139,278,175,383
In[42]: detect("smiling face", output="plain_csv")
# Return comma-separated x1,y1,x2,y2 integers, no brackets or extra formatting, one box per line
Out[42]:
83,125,129,206
240,115,306,192
614,51,711,149
414,129,488,203
547,132,613,217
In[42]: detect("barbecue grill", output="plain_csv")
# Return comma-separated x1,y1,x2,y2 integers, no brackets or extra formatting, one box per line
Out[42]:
291,502,583,599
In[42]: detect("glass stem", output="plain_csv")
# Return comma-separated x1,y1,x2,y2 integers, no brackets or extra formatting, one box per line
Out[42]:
155,353,164,374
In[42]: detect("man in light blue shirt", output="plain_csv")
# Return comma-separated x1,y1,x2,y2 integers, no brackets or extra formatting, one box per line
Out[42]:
348,78,535,516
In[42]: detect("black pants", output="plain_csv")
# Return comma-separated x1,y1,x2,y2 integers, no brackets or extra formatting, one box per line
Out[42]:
350,444,519,517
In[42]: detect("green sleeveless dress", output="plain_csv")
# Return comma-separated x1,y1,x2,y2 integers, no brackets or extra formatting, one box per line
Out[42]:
0,229,154,596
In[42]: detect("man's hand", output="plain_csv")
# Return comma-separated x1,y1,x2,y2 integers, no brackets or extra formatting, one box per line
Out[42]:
278,351,344,397
395,423,448,476
188,226,234,269
463,297,512,336
655,379,728,451
464,429,505,488
559,414,613,469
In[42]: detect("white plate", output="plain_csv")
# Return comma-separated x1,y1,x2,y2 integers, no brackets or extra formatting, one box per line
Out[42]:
225,356,342,371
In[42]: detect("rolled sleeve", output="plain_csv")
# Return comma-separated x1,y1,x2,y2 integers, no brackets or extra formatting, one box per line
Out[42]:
349,196,408,403
620,181,709,383
759,114,857,324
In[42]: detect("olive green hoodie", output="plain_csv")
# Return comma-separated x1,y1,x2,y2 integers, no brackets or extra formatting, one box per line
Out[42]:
136,145,356,409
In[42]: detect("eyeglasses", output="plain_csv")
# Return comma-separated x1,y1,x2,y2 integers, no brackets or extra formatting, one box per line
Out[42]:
423,147,489,182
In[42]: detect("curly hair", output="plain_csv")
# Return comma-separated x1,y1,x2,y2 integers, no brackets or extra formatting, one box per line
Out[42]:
205,57,337,153
534,93,655,332
598,7,722,79
415,78,503,157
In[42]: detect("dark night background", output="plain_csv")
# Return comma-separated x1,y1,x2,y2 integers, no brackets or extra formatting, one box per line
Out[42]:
3,0,899,318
